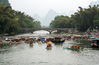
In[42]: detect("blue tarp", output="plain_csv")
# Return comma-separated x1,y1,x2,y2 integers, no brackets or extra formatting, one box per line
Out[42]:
41,38,45,41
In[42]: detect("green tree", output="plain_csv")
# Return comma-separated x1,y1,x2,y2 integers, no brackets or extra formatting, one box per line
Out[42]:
71,5,99,32
0,3,19,34
0,3,41,34
50,15,71,28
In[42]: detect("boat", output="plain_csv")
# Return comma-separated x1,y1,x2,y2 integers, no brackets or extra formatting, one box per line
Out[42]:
52,40,65,43
63,47,80,51
91,38,99,48
52,37,65,43
63,44,80,51
46,46,52,50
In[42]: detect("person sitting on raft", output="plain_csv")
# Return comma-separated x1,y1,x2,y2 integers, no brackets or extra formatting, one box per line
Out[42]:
46,41,52,47
71,44,80,49
30,40,33,46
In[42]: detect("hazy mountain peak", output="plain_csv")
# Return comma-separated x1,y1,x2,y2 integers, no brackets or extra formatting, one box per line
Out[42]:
33,14,41,21
47,9,57,15
43,9,59,26
33,9,67,26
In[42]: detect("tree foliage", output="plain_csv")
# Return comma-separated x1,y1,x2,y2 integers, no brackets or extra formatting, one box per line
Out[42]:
50,15,72,28
71,5,99,32
50,5,99,32
0,3,41,34
0,0,10,6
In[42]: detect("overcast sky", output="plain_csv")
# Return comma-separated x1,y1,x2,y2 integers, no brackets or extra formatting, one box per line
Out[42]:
9,0,97,17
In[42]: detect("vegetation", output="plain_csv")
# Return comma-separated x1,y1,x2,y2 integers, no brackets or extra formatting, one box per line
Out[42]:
0,3,41,34
50,16,72,28
0,0,10,6
50,5,99,32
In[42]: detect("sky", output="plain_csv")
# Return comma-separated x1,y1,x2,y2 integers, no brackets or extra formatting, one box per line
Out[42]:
9,0,97,17
8,0,97,26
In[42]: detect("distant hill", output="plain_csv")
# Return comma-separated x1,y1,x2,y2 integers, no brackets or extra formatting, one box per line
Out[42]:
42,9,61,26
33,9,59,26
0,0,10,6
90,0,99,6
43,10,58,26
33,14,42,22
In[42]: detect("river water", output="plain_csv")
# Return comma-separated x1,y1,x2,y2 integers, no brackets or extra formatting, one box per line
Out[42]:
0,30,99,65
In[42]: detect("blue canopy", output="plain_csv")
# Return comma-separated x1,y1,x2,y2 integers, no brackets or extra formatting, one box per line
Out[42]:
41,38,45,41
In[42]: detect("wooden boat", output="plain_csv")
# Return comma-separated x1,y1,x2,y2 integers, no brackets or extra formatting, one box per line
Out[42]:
91,39,99,48
52,37,65,43
52,40,65,43
11,38,21,42
63,44,80,51
46,46,52,50
63,47,80,51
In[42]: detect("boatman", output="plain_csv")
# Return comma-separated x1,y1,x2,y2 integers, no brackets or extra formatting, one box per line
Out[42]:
46,41,52,47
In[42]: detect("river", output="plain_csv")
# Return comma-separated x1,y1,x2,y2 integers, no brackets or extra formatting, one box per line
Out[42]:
0,30,99,65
